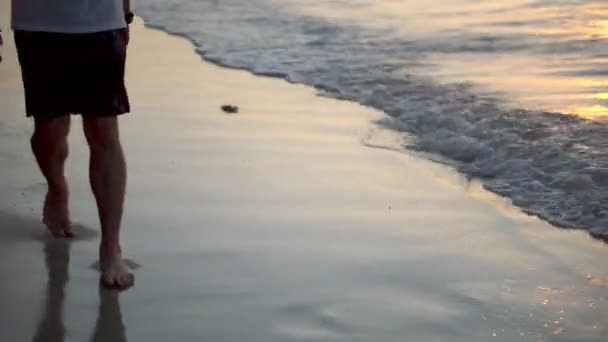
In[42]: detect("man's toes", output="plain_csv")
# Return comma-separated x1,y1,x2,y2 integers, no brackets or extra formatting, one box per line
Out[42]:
46,221,65,238
63,225,74,238
43,197,72,238
117,273,134,288
50,225,67,238
43,215,73,238
102,270,134,289
51,230,65,238
102,272,117,287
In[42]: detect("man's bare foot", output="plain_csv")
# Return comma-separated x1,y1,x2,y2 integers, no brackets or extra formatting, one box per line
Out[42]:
100,246,134,289
42,190,72,238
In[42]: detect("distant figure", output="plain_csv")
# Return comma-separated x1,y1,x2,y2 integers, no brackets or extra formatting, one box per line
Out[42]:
3,0,136,288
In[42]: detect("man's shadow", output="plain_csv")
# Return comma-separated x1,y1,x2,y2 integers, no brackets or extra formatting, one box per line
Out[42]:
31,237,127,342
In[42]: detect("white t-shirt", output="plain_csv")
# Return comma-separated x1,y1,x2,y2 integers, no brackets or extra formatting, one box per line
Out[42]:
11,0,127,33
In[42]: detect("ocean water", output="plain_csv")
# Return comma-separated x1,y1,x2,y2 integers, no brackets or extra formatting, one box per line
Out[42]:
138,0,608,239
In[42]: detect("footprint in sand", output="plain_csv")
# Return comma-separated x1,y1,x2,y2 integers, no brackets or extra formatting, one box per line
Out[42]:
275,302,351,339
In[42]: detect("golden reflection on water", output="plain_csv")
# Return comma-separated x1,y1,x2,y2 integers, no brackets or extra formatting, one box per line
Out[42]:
568,81,608,118
593,93,608,100
590,20,608,39
571,105,608,118
288,1,608,119
375,2,608,119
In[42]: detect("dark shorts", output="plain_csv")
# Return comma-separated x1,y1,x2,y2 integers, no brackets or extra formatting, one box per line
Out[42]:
14,29,130,118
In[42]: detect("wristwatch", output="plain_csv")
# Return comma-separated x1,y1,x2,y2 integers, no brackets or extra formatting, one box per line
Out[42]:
125,11,135,25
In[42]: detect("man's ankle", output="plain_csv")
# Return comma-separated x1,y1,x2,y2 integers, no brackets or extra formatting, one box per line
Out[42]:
47,180,69,196
100,240,122,257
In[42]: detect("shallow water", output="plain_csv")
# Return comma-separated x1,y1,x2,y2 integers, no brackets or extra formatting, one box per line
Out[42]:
281,0,608,116
138,0,608,239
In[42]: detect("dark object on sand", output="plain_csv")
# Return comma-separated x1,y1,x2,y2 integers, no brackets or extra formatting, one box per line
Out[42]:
221,105,239,114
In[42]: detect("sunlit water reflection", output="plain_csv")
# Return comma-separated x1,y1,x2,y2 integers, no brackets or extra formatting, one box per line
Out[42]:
282,0,608,117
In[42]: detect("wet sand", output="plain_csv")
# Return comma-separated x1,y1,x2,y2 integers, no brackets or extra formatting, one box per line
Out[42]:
1,16,608,342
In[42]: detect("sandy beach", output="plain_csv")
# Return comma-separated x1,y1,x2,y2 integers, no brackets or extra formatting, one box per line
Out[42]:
1,12,608,342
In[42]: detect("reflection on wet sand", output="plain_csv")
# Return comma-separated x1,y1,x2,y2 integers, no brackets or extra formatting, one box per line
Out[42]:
32,239,127,342
32,241,69,342
91,287,127,342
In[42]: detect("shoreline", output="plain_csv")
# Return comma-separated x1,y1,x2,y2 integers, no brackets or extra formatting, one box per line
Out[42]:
141,18,608,243
1,16,608,342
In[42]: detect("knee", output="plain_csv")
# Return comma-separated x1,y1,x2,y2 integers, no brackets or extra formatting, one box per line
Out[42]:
84,117,121,152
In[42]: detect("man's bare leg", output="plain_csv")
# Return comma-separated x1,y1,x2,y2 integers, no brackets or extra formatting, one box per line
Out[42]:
83,116,133,288
31,116,73,237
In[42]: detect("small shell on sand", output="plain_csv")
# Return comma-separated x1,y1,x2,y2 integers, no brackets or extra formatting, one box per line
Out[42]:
221,105,239,114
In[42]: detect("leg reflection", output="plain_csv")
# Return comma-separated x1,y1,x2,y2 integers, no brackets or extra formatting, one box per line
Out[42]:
31,238,128,342
32,240,70,342
90,286,127,342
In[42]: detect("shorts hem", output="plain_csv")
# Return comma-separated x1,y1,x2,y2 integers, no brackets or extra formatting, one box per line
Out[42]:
26,111,130,119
